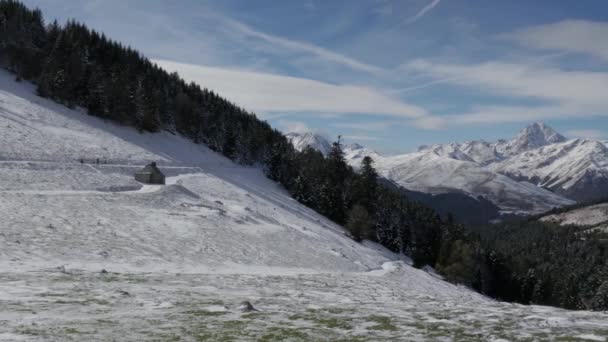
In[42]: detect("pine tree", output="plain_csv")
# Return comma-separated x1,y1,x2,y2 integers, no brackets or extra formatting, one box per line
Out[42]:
354,155,378,213
346,205,372,242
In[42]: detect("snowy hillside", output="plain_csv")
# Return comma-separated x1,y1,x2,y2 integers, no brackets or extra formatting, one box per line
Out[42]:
349,145,573,215
540,202,608,232
2,70,608,340
286,132,332,156
491,139,608,202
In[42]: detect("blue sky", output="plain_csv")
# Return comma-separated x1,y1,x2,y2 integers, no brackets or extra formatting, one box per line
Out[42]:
22,0,608,153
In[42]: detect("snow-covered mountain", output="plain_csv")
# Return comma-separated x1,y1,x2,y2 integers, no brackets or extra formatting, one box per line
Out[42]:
286,132,332,155
490,138,608,202
346,143,574,215
291,122,608,215
498,122,567,156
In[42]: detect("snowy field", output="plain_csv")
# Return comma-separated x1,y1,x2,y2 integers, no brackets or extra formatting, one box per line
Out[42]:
541,203,608,233
1,70,608,341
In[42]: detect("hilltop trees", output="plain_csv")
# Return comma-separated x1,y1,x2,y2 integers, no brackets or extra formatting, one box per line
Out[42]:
1,0,280,164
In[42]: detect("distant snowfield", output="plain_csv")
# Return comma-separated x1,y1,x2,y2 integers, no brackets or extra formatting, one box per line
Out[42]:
1,70,608,341
541,203,608,233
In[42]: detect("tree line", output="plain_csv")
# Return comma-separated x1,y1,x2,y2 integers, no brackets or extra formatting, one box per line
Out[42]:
2,0,607,311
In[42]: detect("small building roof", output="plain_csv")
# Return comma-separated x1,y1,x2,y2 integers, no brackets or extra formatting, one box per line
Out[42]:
138,162,164,175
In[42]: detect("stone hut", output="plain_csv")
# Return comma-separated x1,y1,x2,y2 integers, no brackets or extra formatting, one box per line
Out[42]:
134,162,165,184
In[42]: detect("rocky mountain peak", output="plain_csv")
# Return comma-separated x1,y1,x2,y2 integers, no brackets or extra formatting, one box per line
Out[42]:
504,122,567,155
285,132,332,156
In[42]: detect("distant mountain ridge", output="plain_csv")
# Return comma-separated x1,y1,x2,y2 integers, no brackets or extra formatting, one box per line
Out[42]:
287,122,608,216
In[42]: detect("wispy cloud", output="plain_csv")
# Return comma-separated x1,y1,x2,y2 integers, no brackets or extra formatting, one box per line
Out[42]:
342,135,379,141
277,120,311,133
155,59,432,121
503,20,608,62
401,58,608,126
407,59,608,106
407,0,441,23
391,76,463,94
330,121,392,132
216,15,384,75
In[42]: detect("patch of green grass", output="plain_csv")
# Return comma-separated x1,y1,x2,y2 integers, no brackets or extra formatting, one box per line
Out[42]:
37,292,68,298
241,312,264,319
287,313,307,321
333,338,369,342
258,327,309,342
288,311,353,330
184,310,227,317
62,327,83,335
314,317,352,330
15,327,46,336
193,331,244,342
222,320,247,330
324,307,355,314
366,315,398,331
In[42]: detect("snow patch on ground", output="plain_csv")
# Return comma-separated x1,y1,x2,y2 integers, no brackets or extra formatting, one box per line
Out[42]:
541,202,608,231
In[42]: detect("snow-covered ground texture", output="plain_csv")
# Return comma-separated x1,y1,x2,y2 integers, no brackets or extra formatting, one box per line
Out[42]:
1,71,608,341
541,202,608,233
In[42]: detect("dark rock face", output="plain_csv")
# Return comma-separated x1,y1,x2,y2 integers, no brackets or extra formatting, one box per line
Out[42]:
555,170,608,203
238,301,257,312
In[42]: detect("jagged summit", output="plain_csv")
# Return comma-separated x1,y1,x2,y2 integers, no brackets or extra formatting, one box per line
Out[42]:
285,132,332,155
502,122,567,155
346,142,365,150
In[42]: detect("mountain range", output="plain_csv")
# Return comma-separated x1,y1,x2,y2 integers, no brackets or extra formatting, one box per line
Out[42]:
288,123,608,216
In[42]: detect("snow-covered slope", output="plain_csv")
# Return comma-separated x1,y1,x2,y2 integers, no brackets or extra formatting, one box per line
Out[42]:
0,69,391,273
343,143,383,168
285,132,332,155
2,70,607,341
490,139,608,202
540,202,608,233
347,145,574,215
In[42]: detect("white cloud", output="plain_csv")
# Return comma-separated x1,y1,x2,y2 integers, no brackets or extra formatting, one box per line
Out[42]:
414,116,446,130
503,20,608,61
154,59,431,120
277,120,311,133
408,0,441,23
406,59,608,107
404,59,608,125
342,135,379,141
565,129,604,140
444,104,583,125
330,121,392,132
